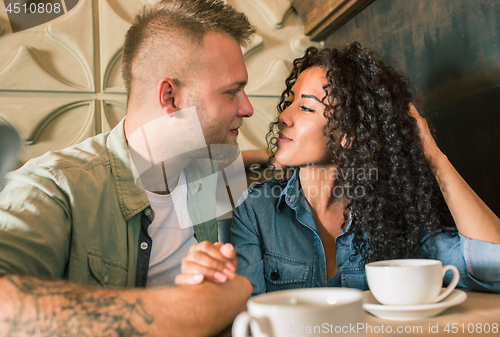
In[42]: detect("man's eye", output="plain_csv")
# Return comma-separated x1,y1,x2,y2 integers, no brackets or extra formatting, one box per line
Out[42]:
283,101,292,108
300,105,315,112
226,90,239,97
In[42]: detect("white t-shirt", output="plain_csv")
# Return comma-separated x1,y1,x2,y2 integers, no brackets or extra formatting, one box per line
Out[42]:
145,170,198,287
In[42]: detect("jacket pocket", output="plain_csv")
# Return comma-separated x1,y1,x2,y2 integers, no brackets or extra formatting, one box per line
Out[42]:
264,252,309,292
88,249,128,287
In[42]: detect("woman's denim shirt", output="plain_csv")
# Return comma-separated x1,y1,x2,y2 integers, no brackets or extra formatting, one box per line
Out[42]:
231,168,500,297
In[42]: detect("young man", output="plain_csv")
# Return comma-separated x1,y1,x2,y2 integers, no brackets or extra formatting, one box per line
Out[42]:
0,0,257,335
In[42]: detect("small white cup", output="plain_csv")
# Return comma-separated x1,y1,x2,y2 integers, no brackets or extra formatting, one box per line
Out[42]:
365,259,460,306
232,288,364,337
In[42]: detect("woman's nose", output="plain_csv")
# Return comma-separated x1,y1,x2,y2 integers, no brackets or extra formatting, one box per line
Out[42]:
278,106,293,127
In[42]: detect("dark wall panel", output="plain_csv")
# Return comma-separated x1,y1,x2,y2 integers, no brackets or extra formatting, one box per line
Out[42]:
326,0,500,215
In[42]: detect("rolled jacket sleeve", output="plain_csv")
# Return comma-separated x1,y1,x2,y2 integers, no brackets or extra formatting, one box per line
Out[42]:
421,229,500,293
0,166,71,278
460,233,500,283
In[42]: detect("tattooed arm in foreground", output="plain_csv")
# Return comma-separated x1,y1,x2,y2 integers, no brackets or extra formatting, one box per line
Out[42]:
0,274,252,337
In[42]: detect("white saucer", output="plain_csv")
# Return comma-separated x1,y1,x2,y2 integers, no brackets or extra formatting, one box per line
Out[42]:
363,289,467,321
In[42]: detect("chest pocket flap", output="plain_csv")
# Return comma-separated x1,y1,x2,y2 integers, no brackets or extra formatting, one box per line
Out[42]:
88,250,128,287
264,252,309,286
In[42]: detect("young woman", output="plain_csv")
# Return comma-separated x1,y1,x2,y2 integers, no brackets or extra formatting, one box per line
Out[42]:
176,43,500,295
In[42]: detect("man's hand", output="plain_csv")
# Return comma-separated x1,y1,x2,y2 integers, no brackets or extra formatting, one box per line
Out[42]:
175,241,237,286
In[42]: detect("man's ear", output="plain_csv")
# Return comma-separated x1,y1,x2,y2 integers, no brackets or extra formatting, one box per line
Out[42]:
157,78,178,116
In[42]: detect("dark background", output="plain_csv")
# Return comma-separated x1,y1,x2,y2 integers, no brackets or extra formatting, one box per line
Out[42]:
325,0,500,216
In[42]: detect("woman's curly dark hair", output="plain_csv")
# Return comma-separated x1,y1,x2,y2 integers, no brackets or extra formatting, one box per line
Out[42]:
267,42,455,265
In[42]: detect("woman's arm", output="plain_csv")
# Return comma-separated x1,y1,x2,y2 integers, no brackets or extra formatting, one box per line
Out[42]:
411,104,500,244
230,200,267,297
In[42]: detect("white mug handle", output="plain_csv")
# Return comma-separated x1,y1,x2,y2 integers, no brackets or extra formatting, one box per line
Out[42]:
232,311,270,337
433,264,460,303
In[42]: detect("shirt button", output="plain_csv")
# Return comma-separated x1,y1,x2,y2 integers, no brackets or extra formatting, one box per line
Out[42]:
144,209,152,217
270,269,280,281
140,242,149,250
290,195,295,202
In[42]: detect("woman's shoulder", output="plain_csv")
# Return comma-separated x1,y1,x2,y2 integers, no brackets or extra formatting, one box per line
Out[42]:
234,177,291,223
246,177,290,195
237,177,291,210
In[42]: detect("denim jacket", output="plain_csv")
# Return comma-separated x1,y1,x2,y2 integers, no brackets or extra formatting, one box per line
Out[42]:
231,168,500,297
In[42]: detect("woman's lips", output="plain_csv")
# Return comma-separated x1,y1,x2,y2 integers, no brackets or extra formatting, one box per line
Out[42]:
277,132,292,143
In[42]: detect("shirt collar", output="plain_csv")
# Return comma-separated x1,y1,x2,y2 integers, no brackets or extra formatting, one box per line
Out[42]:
106,118,216,222
276,167,301,212
106,118,150,221
275,167,354,233
185,158,218,195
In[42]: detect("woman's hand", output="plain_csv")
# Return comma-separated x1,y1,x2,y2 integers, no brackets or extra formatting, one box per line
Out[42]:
409,103,500,244
409,103,444,171
175,242,237,286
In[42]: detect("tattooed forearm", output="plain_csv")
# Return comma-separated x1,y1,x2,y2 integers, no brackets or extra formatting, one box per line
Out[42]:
1,274,252,337
2,275,154,337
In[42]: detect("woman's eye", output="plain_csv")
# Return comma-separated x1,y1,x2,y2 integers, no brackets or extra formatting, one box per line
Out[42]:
300,105,315,112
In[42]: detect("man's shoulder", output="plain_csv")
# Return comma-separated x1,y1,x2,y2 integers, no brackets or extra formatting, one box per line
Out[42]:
20,131,113,176
1,131,120,208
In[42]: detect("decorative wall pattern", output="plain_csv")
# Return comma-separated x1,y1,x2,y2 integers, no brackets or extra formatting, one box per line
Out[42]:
0,0,319,165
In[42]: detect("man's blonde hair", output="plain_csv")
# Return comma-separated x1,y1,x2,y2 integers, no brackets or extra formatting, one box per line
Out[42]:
122,0,255,106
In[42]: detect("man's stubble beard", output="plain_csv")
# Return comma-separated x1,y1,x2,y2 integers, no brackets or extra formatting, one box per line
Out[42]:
185,90,239,162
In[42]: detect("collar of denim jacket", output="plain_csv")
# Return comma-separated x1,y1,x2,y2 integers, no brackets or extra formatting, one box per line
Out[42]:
275,167,354,235
276,167,301,212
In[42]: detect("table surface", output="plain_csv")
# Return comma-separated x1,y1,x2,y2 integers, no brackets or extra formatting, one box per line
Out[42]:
216,290,500,337
364,290,500,336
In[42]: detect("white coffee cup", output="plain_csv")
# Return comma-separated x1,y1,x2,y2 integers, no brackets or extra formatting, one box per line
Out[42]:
365,259,460,306
232,288,364,337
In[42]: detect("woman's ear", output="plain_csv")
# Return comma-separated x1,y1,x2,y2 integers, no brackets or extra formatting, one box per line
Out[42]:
157,78,177,116
341,134,353,148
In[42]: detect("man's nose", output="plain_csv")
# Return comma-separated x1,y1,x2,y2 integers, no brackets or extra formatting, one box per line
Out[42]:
238,91,254,118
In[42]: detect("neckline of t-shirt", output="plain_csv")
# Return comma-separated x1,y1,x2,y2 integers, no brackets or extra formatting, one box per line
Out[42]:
145,170,186,205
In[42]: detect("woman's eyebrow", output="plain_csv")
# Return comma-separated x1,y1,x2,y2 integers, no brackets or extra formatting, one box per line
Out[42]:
301,94,326,105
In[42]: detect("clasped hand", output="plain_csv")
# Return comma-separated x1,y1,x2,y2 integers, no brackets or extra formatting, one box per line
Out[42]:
175,241,237,285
